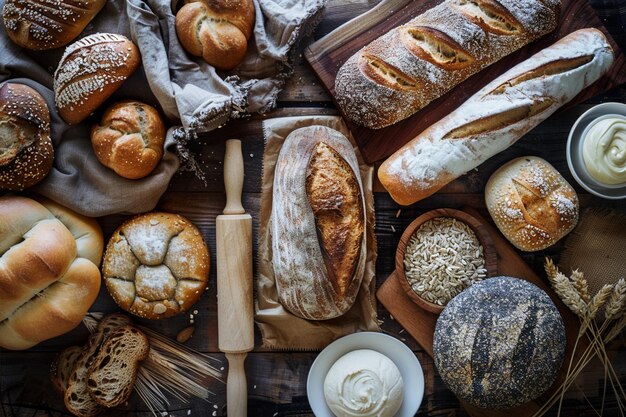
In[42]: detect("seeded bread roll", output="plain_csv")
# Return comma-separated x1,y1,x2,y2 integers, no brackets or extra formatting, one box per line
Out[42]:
2,0,106,50
91,101,166,179
0,83,53,190
335,0,561,129
54,33,141,125
485,156,578,251
272,126,366,320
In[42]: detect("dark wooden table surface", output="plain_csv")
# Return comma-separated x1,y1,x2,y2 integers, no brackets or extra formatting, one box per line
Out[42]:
2,1,626,416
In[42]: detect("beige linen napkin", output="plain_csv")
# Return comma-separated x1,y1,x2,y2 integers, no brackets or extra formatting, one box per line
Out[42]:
255,115,380,351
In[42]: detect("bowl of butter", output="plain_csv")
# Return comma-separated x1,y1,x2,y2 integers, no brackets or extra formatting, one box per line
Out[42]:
567,102,626,199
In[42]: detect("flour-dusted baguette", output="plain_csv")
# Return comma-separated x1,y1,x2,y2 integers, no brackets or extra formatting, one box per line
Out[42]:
335,0,561,129
379,28,614,205
272,126,366,320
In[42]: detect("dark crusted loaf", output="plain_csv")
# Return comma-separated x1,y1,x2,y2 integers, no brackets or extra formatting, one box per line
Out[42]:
433,276,566,409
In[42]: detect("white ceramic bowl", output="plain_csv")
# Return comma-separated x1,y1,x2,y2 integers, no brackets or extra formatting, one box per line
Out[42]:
306,332,424,417
567,102,626,199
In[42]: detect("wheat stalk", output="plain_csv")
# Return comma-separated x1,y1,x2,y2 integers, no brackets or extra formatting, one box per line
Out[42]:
606,279,626,321
588,284,614,321
571,269,591,303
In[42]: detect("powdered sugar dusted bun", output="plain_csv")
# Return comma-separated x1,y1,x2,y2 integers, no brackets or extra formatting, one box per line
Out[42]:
379,28,614,205
485,156,578,252
2,0,106,50
335,0,561,129
54,33,140,125
0,83,53,190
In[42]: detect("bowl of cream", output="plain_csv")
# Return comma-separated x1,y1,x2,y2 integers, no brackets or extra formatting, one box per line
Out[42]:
567,102,626,199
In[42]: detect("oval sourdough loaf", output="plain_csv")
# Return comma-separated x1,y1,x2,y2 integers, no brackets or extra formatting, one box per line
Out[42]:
486,156,578,251
379,28,614,205
433,276,566,409
2,0,106,50
272,126,366,320
54,33,140,125
335,0,561,129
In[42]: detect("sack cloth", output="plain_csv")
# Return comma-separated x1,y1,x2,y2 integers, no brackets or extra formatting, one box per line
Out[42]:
255,115,380,351
0,0,326,216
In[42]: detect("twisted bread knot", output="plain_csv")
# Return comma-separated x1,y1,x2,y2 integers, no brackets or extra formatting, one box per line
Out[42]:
91,101,166,180
175,0,255,70
0,196,103,350
103,212,210,319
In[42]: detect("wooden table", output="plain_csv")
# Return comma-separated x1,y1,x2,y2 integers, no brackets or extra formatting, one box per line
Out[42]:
2,1,626,416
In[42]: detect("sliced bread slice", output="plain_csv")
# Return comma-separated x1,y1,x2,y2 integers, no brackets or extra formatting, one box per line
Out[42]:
87,325,150,407
51,346,82,394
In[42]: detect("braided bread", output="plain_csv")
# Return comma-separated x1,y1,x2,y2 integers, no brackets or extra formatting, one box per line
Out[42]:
175,0,255,70
91,101,166,179
0,196,103,350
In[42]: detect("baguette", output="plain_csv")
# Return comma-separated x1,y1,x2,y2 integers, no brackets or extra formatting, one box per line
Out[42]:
335,0,561,129
271,126,366,320
378,28,614,205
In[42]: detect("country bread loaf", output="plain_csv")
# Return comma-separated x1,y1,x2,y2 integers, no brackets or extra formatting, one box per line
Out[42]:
51,346,82,394
175,0,255,70
335,0,561,129
102,212,210,319
0,196,103,350
0,83,53,190
54,33,140,125
272,126,366,320
2,0,106,50
91,101,166,179
485,156,578,251
378,28,614,205
433,277,566,409
87,325,149,408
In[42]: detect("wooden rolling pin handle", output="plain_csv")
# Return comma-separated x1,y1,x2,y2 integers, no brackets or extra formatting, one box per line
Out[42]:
224,139,245,215
226,352,248,417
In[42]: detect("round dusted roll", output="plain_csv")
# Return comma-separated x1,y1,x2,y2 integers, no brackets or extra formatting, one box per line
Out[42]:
2,0,106,50
433,277,566,409
486,156,579,251
0,196,103,350
0,83,53,190
103,212,210,319
54,33,140,125
91,101,166,179
175,0,255,70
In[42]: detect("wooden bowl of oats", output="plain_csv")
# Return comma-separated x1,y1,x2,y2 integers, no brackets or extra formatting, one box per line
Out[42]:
395,208,498,315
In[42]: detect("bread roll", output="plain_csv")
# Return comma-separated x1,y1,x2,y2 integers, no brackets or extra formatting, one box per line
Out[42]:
272,126,366,320
335,0,561,129
54,33,141,125
486,156,578,251
0,196,103,350
0,83,53,190
103,212,210,319
175,0,255,70
91,101,166,179
379,28,614,205
2,0,106,50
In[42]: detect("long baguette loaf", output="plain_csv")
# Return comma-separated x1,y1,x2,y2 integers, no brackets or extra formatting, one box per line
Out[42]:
272,126,366,320
378,28,614,206
335,0,561,129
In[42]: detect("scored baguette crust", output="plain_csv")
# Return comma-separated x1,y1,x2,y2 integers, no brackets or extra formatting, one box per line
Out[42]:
272,126,366,320
378,28,614,206
335,0,561,129
486,157,578,251
54,33,140,125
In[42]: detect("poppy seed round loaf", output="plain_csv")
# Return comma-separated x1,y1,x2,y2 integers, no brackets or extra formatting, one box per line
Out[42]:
433,276,566,409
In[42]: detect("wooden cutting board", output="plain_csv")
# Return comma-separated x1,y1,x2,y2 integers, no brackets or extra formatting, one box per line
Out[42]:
376,208,583,417
304,0,626,164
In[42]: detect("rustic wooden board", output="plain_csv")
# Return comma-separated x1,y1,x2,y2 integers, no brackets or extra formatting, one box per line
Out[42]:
377,208,586,417
304,0,626,164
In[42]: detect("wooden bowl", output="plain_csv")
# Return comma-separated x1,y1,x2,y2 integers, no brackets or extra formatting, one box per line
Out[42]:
394,208,498,315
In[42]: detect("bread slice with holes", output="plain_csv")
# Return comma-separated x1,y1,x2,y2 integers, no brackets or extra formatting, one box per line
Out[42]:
51,346,82,394
64,313,133,417
378,28,614,205
87,325,149,408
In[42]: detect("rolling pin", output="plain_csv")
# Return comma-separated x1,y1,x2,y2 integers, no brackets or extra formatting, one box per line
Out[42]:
216,139,254,417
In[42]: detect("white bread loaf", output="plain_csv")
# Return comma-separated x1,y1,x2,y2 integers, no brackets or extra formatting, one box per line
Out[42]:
378,28,614,206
